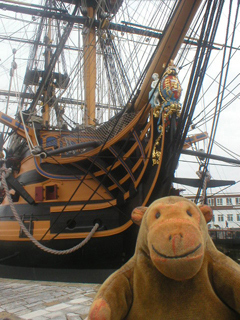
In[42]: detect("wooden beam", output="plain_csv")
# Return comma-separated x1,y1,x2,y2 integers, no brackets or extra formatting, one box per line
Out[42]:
134,0,203,112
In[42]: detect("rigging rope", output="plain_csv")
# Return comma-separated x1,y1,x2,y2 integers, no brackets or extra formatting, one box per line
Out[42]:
0,164,99,255
196,170,211,204
160,0,225,201
195,0,239,202
159,0,216,196
194,77,240,127
205,0,237,163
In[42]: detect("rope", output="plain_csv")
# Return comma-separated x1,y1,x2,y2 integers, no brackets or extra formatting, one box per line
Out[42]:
0,164,99,255
196,170,211,204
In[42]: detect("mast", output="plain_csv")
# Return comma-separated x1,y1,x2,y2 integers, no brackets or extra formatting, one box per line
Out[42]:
83,6,96,126
0,0,204,129
42,17,52,127
134,0,203,112
3,48,17,138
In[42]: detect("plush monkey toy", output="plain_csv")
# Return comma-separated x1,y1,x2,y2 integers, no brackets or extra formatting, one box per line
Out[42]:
88,196,240,320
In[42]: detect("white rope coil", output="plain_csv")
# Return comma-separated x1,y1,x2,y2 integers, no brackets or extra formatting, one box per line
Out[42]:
1,164,99,255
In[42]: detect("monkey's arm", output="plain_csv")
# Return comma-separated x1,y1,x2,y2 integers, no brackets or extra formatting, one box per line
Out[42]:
209,240,240,314
88,258,135,320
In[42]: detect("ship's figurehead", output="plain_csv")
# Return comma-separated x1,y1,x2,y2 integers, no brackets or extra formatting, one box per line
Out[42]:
88,196,240,320
150,61,182,165
149,60,182,128
160,60,182,107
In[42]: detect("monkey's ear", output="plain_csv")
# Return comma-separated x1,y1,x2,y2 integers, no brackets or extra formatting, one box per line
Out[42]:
198,204,213,223
131,206,148,226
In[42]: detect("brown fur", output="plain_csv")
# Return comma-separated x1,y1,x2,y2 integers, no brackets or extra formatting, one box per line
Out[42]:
88,196,240,320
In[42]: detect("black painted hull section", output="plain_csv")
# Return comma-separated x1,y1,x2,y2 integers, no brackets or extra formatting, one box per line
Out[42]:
0,223,138,268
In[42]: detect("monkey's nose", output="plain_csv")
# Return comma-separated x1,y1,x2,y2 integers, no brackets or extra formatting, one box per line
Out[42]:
169,233,183,241
169,233,183,255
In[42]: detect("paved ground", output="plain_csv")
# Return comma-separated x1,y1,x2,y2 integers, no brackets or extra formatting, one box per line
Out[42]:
0,277,100,320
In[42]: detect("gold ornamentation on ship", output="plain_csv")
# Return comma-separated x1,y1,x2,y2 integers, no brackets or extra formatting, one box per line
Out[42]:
150,61,182,165
149,61,182,120
163,103,181,122
153,105,161,118
152,126,163,165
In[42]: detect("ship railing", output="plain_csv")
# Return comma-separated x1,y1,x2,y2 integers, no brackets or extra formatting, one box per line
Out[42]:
209,229,240,240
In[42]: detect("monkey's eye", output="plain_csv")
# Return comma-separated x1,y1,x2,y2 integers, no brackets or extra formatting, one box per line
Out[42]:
155,212,161,219
187,210,192,217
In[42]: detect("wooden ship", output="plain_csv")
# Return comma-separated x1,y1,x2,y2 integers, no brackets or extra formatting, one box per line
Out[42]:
0,0,238,268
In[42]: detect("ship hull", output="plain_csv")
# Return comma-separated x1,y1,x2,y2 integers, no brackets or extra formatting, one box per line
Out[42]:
0,225,138,268
0,109,170,268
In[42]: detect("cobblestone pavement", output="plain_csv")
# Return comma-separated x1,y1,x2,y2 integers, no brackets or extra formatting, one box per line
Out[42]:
0,278,100,320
